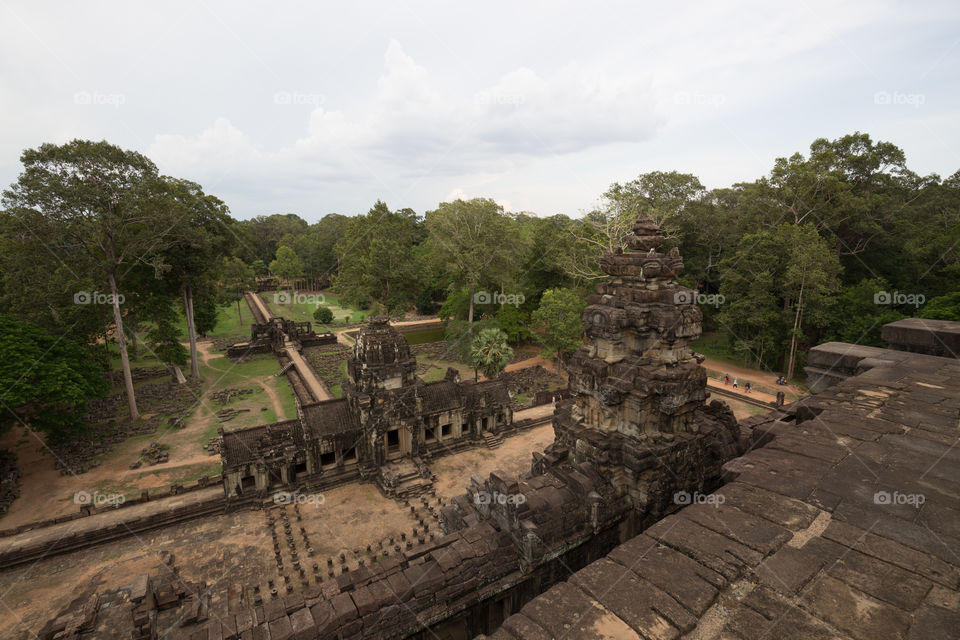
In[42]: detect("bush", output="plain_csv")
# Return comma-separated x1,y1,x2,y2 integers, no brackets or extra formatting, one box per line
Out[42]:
313,305,334,325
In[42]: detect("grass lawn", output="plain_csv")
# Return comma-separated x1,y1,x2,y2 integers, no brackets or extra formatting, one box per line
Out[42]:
420,358,474,382
260,290,367,325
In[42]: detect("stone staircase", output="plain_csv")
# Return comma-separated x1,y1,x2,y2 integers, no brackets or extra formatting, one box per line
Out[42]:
275,361,295,377
377,460,434,500
482,431,504,450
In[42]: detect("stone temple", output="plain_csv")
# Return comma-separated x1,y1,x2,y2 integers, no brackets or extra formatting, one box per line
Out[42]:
22,218,960,639
220,317,514,499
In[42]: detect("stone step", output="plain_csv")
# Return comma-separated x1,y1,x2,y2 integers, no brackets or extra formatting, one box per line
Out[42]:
482,432,504,450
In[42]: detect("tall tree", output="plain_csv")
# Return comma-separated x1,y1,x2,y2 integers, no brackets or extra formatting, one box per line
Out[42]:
159,177,235,378
218,256,257,325
270,245,305,292
2,140,178,419
718,223,840,373
425,198,524,323
531,288,587,363
333,201,423,312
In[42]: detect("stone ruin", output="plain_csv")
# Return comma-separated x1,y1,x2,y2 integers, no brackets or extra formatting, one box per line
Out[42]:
225,317,336,358
220,317,518,501
31,219,756,639
551,216,741,518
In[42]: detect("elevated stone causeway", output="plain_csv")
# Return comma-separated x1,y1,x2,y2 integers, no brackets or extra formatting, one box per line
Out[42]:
481,347,960,640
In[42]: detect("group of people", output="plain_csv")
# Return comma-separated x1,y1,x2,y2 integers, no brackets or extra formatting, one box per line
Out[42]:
723,374,751,393
775,376,788,385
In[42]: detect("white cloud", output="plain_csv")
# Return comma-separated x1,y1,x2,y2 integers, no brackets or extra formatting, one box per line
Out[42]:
1,0,957,219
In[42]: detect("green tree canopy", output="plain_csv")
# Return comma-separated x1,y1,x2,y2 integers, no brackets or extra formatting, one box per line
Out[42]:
0,314,109,438
270,245,305,289
470,328,514,380
531,288,587,362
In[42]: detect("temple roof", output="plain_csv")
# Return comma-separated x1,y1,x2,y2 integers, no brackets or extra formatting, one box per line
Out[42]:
301,398,360,437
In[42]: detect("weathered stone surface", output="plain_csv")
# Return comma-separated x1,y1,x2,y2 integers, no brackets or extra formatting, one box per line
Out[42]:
724,584,849,640
570,557,693,636
493,340,960,640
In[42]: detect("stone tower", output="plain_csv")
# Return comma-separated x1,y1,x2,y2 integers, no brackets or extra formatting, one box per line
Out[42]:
551,216,739,516
346,316,418,394
559,216,708,444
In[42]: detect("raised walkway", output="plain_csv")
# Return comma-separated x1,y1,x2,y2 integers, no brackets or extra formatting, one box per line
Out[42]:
245,291,333,402
483,346,960,640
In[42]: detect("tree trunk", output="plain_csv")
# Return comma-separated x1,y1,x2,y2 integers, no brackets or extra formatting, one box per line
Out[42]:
184,285,200,379
129,321,139,361
236,293,244,326
786,275,806,380
468,284,475,324
108,271,139,419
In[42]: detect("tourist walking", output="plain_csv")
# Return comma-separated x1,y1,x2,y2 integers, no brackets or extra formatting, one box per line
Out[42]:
732,377,738,389
745,381,751,393
724,374,730,385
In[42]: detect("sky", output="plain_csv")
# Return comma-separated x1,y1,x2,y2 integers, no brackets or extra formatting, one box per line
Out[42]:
1,1,958,222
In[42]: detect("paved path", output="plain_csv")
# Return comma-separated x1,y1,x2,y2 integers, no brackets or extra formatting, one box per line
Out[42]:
485,348,960,640
246,291,273,322
283,343,333,402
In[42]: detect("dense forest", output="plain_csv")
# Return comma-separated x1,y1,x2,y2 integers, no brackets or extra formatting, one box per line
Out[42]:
1,133,957,438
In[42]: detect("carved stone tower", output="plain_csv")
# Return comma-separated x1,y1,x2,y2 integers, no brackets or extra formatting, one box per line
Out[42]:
346,316,418,394
559,216,708,443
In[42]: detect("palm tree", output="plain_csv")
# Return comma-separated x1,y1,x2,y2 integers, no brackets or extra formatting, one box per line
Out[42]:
470,328,513,381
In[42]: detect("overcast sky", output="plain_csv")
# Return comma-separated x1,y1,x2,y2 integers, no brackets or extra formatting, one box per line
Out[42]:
1,1,958,221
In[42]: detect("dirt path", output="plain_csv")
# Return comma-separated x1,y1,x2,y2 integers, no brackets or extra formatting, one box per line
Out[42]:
706,379,780,405
701,357,805,400
256,378,285,417
195,339,217,368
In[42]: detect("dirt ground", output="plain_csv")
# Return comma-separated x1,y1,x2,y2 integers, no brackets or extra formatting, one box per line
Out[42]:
0,341,291,530
431,423,556,500
0,426,557,637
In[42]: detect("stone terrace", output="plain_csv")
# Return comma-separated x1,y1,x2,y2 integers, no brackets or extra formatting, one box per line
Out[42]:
481,347,960,640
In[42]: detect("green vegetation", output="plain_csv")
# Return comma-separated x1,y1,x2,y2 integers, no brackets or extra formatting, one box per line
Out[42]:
0,314,110,438
531,289,588,362
470,328,513,379
0,131,957,445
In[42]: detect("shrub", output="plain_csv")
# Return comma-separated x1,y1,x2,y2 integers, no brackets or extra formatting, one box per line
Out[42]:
313,306,334,325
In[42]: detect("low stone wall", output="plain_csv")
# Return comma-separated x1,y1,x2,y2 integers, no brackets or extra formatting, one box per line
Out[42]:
0,474,225,539
881,317,960,358
0,489,240,571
